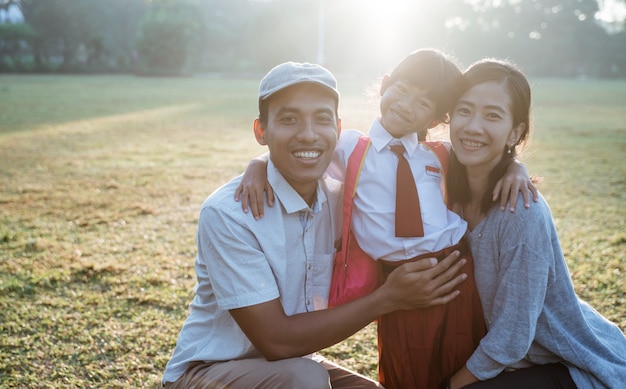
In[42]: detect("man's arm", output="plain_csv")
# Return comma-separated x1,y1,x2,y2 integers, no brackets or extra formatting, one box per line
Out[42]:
230,251,468,360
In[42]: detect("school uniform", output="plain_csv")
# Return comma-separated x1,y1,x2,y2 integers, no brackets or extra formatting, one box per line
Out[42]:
328,119,486,389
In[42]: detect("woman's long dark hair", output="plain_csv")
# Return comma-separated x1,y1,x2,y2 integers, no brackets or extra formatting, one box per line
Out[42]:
446,59,532,213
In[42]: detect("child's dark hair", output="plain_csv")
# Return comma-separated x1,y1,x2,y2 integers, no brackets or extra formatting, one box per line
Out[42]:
382,49,465,128
447,59,532,213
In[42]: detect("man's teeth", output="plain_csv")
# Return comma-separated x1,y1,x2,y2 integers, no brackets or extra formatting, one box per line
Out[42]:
293,151,321,159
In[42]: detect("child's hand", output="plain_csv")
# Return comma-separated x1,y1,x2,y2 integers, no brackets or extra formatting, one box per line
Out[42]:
234,159,273,219
493,162,538,212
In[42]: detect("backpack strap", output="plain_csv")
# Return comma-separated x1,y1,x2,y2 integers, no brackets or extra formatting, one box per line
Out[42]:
339,135,371,255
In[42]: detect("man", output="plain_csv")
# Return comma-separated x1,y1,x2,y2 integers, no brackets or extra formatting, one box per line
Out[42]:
162,62,468,388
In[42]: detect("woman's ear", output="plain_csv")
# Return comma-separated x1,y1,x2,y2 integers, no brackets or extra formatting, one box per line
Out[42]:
509,122,526,146
253,118,267,145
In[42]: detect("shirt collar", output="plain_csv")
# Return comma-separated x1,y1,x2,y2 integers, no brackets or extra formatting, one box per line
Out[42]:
267,159,327,214
369,117,419,156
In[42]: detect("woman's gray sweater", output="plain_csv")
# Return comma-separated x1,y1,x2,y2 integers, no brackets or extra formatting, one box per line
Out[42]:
466,192,626,388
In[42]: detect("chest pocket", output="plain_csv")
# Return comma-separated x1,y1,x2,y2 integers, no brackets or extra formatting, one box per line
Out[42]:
417,166,447,229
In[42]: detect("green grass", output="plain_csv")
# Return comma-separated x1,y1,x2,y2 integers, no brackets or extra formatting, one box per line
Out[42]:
1,74,624,387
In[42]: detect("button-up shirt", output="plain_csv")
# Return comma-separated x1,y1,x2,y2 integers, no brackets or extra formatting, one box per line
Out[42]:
328,118,466,261
163,159,342,384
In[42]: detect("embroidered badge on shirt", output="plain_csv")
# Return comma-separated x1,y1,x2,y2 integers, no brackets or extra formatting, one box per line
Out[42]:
425,165,441,178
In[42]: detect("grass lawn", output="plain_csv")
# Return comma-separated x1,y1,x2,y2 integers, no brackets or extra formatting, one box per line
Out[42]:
1,74,624,387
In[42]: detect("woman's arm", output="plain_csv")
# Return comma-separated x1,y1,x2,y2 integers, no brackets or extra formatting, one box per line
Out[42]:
457,200,555,382
448,365,478,389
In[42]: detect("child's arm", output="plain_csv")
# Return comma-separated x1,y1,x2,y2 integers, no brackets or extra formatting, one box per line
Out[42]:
234,153,271,219
493,161,539,212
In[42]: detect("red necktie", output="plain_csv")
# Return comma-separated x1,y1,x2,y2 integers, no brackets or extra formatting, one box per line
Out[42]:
390,144,424,237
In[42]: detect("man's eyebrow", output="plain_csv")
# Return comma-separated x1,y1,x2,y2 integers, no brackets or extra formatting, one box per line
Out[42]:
315,107,334,115
275,107,300,115
274,106,334,115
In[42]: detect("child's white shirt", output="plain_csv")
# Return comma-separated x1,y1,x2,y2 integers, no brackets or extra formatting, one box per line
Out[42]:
327,119,467,261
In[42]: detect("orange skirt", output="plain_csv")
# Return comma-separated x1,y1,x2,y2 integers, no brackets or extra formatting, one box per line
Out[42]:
377,240,486,389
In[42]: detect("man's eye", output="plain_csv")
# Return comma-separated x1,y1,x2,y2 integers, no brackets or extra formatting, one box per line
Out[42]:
317,116,332,123
280,116,297,123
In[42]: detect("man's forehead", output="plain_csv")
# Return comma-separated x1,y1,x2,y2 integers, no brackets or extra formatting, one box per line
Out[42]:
266,83,338,108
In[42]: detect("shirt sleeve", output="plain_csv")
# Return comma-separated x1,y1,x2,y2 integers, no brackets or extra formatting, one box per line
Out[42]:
467,202,556,379
197,202,280,311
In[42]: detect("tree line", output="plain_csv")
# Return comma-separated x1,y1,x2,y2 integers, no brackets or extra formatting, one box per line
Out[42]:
0,0,625,78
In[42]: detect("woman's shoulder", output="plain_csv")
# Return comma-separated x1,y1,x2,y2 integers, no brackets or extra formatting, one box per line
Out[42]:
495,191,550,219
487,191,554,237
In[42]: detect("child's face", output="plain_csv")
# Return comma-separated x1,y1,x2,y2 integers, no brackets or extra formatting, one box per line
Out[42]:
379,78,438,138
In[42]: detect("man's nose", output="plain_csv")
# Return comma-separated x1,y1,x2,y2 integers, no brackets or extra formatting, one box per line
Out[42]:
297,118,318,141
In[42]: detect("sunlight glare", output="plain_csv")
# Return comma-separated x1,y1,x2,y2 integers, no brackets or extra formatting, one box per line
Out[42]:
355,0,412,48
359,0,410,27
595,0,626,34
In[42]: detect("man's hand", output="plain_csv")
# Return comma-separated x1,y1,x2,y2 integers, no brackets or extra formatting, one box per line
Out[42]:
378,251,468,311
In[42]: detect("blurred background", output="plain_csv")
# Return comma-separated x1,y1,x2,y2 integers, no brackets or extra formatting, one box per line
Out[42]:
1,0,625,78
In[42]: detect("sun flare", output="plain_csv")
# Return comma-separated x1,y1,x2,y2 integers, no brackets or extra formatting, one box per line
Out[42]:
356,0,411,34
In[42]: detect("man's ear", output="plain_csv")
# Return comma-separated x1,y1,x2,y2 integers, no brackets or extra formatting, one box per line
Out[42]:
253,118,267,146
337,118,342,138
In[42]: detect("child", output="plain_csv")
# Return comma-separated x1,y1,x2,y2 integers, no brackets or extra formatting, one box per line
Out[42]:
236,49,536,389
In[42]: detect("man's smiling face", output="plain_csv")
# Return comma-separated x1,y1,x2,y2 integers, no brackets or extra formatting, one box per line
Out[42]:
254,83,340,204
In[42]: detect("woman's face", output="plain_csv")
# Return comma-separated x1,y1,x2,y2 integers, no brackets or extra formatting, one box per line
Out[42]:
450,80,523,175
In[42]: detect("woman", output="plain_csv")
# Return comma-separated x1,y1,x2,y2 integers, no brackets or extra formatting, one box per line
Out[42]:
444,59,626,389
